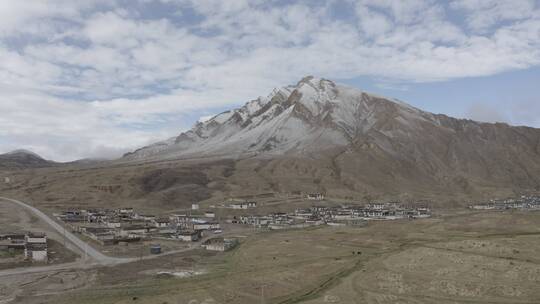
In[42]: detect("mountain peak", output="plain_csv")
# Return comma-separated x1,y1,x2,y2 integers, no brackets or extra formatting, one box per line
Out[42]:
294,76,336,93
296,75,321,86
123,76,434,161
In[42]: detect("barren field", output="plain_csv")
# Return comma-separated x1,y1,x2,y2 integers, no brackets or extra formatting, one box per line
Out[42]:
302,212,540,304
4,210,538,304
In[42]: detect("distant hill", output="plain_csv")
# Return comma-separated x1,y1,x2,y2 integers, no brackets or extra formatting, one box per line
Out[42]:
0,150,56,170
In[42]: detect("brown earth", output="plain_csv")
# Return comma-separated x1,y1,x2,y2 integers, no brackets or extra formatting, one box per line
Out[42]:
7,210,540,304
0,152,534,218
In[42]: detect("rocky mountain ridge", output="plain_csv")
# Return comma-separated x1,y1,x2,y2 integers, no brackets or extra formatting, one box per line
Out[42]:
125,76,441,160
122,76,540,198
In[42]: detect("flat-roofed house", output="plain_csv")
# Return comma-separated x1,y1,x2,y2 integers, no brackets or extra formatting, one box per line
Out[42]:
230,201,257,209
193,222,220,230
25,232,46,244
0,234,26,251
153,218,170,228
120,225,153,237
106,219,122,228
137,214,156,221
176,230,201,242
24,233,47,262
119,207,134,215
307,193,325,200
202,237,238,252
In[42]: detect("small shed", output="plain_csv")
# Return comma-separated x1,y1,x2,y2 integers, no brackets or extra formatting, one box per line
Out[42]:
150,244,162,254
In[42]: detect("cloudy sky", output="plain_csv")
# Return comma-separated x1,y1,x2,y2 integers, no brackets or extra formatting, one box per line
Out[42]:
0,0,539,161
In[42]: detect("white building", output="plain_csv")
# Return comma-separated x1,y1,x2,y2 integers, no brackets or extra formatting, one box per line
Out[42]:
230,201,257,209
119,208,134,215
193,222,220,230
202,238,238,252
153,218,170,228
469,204,495,210
176,230,201,242
24,233,47,262
106,220,122,228
137,214,156,221
307,193,325,200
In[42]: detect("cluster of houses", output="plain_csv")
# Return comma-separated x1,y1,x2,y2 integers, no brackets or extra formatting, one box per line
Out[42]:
0,232,48,262
53,200,431,251
469,195,540,211
56,207,221,245
228,202,431,230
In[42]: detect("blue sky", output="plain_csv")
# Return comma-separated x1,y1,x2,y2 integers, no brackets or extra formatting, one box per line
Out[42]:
340,66,540,126
0,0,539,161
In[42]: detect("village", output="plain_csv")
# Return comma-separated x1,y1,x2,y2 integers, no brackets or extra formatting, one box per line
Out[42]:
229,201,431,229
50,195,431,255
54,205,239,254
10,191,538,268
0,193,433,266
468,195,540,211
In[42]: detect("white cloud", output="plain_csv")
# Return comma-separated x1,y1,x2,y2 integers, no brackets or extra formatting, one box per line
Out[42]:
0,90,192,161
509,100,540,127
0,0,539,161
0,1,114,37
356,0,436,25
465,100,540,128
451,0,537,32
465,102,508,123
356,5,393,38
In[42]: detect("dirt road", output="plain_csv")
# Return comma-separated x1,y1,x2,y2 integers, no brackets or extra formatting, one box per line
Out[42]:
0,196,132,265
0,196,200,278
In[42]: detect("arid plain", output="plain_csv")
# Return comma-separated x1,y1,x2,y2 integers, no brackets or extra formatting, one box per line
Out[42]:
3,206,540,303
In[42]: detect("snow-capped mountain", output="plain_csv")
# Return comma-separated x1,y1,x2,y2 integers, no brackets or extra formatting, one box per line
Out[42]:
122,76,540,197
124,76,438,160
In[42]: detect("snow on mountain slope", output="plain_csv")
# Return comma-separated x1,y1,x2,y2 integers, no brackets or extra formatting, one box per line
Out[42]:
123,76,438,160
